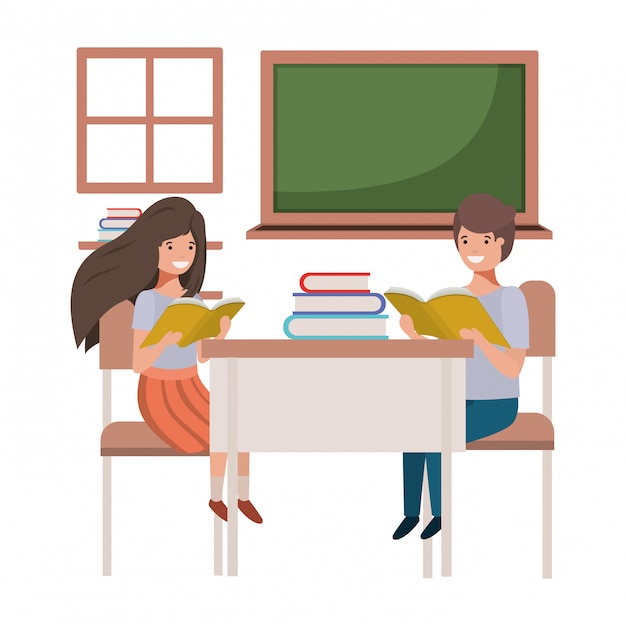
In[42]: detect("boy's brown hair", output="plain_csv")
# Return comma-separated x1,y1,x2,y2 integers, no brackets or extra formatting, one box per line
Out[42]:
452,194,517,261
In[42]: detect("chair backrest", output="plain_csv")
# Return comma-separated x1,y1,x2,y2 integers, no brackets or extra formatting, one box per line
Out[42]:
519,281,555,357
467,281,555,450
99,300,134,370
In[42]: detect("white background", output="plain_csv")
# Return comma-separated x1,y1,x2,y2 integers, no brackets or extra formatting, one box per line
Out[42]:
2,1,624,624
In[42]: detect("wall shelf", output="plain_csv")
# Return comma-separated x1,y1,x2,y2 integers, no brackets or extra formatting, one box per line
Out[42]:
199,291,223,300
78,241,223,250
78,241,224,300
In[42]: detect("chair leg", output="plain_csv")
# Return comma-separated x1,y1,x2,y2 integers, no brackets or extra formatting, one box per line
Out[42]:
214,514,223,575
542,450,552,578
103,456,112,576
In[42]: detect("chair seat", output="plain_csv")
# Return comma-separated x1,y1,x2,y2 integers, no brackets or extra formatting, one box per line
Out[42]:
466,412,554,451
101,421,210,457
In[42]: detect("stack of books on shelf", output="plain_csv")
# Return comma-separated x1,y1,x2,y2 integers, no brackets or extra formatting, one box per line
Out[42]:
97,207,142,242
283,272,388,340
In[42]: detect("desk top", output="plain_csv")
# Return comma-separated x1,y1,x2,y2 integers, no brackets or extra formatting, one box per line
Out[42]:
201,339,473,359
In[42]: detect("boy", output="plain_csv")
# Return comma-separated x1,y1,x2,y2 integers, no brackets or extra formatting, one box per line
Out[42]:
393,193,529,540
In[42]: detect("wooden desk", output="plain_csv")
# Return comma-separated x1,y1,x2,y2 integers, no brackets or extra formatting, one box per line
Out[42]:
201,339,473,576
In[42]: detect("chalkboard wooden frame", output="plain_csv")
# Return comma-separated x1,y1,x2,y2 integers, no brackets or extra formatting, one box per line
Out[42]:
249,50,548,240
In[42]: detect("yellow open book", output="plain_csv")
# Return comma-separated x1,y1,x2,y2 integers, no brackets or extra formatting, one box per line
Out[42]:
140,297,245,348
384,286,510,348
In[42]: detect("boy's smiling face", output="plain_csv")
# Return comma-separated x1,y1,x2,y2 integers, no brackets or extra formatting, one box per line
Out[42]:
457,226,505,272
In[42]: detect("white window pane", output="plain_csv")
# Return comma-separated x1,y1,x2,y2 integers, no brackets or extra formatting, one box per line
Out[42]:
153,124,213,183
153,58,213,117
87,58,146,116
87,125,146,182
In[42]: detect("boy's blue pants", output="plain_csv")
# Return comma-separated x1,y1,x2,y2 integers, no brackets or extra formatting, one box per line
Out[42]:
403,398,518,517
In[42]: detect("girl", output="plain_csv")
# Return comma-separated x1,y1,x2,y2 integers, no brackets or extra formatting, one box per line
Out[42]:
393,193,528,541
71,196,262,524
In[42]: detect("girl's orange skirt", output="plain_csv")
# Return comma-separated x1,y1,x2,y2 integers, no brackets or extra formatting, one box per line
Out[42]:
137,366,210,454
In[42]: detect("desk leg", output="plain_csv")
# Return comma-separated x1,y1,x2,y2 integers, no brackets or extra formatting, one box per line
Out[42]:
227,358,239,576
422,471,433,578
441,359,452,577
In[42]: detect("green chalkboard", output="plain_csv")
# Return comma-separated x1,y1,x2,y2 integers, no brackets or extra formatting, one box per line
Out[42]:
273,64,525,213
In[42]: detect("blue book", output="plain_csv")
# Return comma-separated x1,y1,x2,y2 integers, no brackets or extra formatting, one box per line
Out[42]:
292,291,386,315
99,217,138,229
283,313,388,340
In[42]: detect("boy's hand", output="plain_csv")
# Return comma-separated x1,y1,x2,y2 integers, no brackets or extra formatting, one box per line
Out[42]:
459,327,488,348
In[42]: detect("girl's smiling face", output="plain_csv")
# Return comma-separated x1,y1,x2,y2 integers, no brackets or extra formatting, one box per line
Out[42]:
457,225,504,272
158,231,197,275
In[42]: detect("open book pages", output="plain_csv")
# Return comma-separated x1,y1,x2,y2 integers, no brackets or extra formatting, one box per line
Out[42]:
168,296,244,309
385,286,474,302
383,286,509,347
140,296,245,348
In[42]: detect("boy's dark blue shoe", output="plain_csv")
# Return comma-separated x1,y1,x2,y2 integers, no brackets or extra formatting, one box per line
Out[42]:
420,516,442,540
393,516,419,540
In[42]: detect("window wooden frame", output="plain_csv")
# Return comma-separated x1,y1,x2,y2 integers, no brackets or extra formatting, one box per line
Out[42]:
77,47,223,193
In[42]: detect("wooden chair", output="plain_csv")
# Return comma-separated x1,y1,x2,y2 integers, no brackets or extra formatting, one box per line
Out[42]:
465,280,555,578
99,300,209,576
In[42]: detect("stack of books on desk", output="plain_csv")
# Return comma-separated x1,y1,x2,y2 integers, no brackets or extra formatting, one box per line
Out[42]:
283,272,388,340
97,207,142,242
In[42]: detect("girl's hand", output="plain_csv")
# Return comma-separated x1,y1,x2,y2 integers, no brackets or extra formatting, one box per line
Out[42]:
197,316,230,363
159,331,183,347
217,315,231,339
400,314,427,340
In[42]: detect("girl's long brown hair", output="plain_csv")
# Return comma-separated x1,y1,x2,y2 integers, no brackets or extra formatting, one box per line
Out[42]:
71,197,206,352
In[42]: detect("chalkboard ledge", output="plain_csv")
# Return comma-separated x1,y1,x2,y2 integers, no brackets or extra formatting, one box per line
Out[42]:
246,224,552,240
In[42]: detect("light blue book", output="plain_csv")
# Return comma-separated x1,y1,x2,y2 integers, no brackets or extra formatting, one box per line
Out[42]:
97,228,127,242
283,313,388,340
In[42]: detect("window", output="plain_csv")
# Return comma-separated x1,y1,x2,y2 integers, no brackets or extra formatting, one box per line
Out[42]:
77,48,223,193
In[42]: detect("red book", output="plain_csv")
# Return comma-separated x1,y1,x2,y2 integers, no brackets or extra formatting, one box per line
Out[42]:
107,208,142,218
299,272,370,293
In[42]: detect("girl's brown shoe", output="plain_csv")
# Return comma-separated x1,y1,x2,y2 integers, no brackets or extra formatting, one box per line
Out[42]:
238,499,263,523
